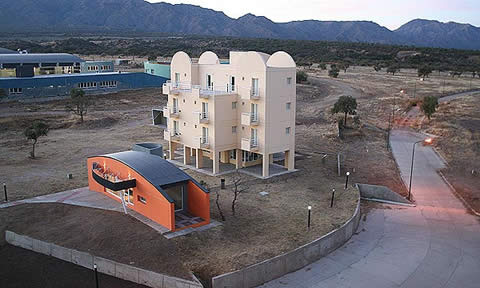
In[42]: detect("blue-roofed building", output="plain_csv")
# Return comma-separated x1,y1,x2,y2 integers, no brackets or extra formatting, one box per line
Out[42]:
80,61,115,73
0,72,168,100
0,53,85,77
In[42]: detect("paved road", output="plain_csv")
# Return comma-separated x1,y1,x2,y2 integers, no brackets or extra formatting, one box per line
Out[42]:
259,129,480,288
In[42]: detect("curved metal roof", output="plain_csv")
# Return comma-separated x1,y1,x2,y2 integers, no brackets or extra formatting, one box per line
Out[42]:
0,53,84,64
0,47,16,54
90,151,208,202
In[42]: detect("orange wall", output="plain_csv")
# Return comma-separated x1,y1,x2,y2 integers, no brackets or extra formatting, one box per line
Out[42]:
187,181,210,224
87,157,175,231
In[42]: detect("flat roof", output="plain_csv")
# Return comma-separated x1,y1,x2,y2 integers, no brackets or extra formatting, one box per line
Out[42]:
0,47,16,54
0,53,84,64
0,71,128,80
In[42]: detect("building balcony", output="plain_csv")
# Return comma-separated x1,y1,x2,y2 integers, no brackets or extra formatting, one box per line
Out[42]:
162,81,180,95
241,112,259,126
250,88,260,100
193,136,209,149
199,111,209,124
162,106,180,118
241,138,258,151
164,130,180,142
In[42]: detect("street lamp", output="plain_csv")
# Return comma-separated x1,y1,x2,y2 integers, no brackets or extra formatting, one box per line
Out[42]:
408,138,433,200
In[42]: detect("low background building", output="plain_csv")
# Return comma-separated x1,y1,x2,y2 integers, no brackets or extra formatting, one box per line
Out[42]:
80,60,115,73
144,61,171,78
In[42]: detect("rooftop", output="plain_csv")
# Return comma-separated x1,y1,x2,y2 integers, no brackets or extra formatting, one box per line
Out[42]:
0,53,84,64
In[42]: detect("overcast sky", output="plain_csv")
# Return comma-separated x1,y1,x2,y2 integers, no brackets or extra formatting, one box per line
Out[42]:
151,0,480,30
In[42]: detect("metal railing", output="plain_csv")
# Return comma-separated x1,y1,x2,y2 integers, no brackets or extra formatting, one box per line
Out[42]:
200,111,208,120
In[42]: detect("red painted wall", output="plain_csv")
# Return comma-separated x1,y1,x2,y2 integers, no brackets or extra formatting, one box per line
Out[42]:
187,180,210,225
87,157,175,231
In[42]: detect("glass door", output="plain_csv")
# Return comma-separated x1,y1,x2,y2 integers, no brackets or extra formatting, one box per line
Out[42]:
174,72,180,86
251,103,258,122
251,78,259,96
206,74,212,90
201,102,208,120
202,127,208,144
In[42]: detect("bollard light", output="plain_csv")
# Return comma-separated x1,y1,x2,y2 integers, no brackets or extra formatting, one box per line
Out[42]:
94,263,99,288
345,172,350,189
307,206,312,230
330,188,336,208
3,183,7,202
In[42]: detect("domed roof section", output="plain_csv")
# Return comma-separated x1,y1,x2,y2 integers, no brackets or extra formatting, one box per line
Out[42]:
266,51,296,68
198,51,220,65
171,51,192,65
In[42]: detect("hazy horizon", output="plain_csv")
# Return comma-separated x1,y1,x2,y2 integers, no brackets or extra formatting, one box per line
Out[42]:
151,0,480,30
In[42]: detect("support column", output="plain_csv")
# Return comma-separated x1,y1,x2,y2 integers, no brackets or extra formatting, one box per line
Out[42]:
213,151,220,175
168,141,176,160
262,153,270,178
235,149,242,169
269,154,274,164
196,149,203,169
184,146,191,165
286,149,294,170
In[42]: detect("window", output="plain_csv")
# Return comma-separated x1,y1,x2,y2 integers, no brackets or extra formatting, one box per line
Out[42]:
78,82,98,89
287,77,292,85
230,149,236,160
9,88,22,94
286,127,291,134
124,189,133,205
232,101,237,109
138,195,147,204
99,81,117,88
242,151,262,162
286,102,291,110
232,126,237,133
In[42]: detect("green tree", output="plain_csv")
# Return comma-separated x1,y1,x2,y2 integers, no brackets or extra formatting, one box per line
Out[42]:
421,96,439,120
331,96,357,126
24,121,49,159
373,65,382,72
329,64,340,78
67,88,91,123
319,63,327,70
296,70,308,83
418,65,433,78
387,65,398,75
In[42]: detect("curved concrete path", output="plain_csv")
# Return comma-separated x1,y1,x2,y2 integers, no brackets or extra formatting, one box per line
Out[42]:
259,129,480,288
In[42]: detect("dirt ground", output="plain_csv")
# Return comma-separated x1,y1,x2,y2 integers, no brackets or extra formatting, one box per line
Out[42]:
424,93,480,212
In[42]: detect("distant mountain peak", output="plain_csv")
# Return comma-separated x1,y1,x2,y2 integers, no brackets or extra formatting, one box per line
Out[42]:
0,0,479,50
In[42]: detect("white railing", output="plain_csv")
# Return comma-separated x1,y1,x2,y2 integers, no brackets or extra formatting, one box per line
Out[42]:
165,80,237,96
172,106,179,114
200,111,208,120
251,138,258,147
250,87,260,98
250,113,258,123
241,137,258,150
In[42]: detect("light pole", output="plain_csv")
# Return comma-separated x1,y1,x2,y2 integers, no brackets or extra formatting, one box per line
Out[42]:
408,138,432,200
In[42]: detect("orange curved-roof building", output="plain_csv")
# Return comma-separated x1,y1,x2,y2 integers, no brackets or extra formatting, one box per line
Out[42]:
87,151,210,232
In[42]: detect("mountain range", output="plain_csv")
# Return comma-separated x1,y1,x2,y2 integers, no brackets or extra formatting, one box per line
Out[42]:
1,0,480,50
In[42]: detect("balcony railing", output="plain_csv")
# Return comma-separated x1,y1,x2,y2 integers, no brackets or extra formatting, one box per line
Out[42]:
241,112,259,126
241,137,258,151
200,111,208,123
163,106,180,118
163,80,236,97
164,129,180,141
250,88,260,99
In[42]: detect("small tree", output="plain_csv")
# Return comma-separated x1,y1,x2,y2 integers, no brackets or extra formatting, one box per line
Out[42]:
331,96,357,126
329,64,339,78
373,65,382,72
387,65,398,75
67,88,91,123
421,95,439,120
296,70,308,83
418,65,432,78
24,121,49,159
230,171,247,216
319,63,327,70
338,63,350,73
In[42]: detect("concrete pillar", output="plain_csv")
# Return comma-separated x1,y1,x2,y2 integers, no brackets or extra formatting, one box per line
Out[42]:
184,146,191,165
235,149,242,169
213,151,220,175
269,154,274,164
286,150,295,170
168,141,176,160
196,149,203,169
262,153,270,178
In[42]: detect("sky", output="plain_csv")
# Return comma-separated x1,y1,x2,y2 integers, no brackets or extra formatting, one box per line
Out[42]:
150,0,480,30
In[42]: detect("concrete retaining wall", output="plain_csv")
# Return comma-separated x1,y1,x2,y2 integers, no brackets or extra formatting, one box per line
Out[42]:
5,231,202,288
211,193,361,288
357,183,410,204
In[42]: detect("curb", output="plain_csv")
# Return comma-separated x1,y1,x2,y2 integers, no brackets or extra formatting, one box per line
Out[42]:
361,197,416,207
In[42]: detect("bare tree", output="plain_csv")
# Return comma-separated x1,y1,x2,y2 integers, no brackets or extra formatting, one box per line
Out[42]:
231,171,248,216
24,121,49,159
67,88,91,123
201,180,226,221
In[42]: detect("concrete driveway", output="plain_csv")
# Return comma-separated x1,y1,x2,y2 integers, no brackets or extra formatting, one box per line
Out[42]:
259,129,480,288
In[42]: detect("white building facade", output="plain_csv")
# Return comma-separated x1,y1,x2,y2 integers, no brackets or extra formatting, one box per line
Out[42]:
163,50,296,178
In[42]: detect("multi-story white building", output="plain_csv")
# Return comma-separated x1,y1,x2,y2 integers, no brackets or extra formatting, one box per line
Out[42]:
162,50,296,178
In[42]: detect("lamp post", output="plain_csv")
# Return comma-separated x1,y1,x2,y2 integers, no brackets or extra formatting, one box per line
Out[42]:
345,172,350,189
307,206,312,230
94,264,99,288
3,183,7,202
408,138,432,200
330,189,335,208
